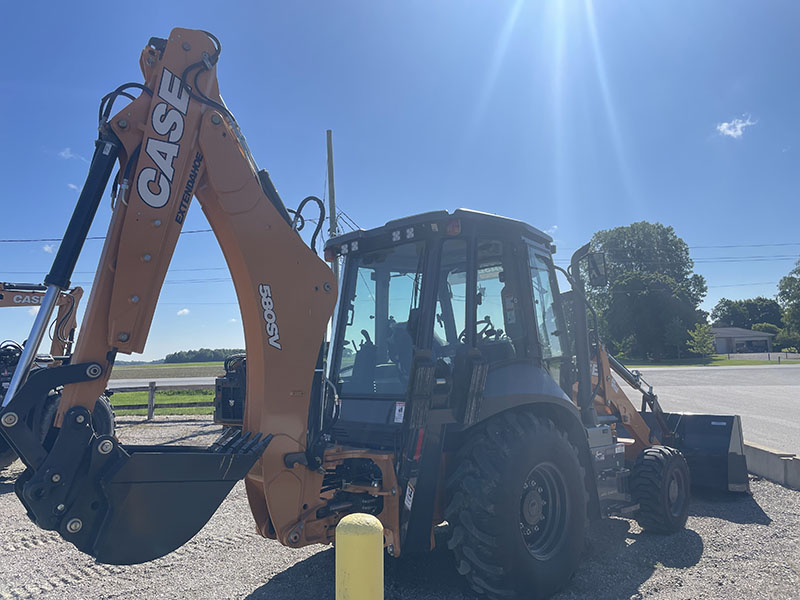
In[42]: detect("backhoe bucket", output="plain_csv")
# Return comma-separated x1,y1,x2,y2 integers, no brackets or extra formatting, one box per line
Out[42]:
643,412,750,493
15,408,270,564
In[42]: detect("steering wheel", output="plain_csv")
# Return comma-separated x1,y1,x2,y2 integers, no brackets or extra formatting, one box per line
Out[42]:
458,317,498,343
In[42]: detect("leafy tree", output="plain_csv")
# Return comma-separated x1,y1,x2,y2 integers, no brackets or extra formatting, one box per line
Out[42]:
751,322,780,336
589,222,706,358
605,273,703,359
664,316,688,358
711,297,783,329
778,259,800,333
164,348,245,363
775,329,800,352
591,221,707,306
687,323,714,357
710,298,749,328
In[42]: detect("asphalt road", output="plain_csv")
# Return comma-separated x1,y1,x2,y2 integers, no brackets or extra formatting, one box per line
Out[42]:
108,377,215,389
108,364,800,455
623,365,800,456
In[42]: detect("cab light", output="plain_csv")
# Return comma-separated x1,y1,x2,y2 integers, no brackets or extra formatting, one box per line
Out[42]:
446,219,461,235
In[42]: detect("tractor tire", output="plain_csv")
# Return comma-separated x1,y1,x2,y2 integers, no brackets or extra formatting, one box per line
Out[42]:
631,445,690,534
445,411,588,600
41,393,116,439
0,444,16,470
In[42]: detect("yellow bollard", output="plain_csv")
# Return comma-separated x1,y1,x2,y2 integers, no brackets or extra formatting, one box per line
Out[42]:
335,513,384,600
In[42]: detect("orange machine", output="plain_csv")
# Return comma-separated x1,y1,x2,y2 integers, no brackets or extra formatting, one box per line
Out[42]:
0,30,748,600
0,283,83,361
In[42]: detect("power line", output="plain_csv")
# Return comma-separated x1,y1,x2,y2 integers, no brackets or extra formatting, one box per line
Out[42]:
0,229,213,244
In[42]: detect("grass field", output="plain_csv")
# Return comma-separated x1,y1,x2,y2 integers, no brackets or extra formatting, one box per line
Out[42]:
110,362,224,380
624,355,800,368
110,389,214,416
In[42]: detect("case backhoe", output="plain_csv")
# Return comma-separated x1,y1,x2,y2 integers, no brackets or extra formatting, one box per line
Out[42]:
0,29,748,600
0,284,114,469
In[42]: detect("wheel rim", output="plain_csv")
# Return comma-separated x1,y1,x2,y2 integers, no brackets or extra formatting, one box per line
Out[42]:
519,462,568,560
667,467,688,518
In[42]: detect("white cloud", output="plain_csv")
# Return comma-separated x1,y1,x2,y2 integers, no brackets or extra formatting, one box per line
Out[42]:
177,308,190,316
58,147,89,162
716,115,756,139
545,225,559,236
27,306,40,316
228,318,238,323
67,183,79,191
42,244,55,253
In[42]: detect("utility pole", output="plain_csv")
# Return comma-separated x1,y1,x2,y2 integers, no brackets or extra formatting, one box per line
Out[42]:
326,129,339,281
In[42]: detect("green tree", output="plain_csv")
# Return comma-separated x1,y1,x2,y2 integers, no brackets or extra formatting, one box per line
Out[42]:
589,222,707,358
751,322,780,336
164,348,245,363
778,259,800,333
711,297,783,329
775,329,800,352
664,316,688,358
687,323,714,357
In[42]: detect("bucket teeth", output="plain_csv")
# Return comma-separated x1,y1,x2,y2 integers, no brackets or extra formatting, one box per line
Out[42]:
210,427,240,451
210,429,271,456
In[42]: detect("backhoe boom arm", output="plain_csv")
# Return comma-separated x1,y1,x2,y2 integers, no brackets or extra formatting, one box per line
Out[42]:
0,28,337,564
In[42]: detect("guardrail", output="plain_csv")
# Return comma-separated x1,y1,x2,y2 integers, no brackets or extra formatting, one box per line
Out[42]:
109,380,214,419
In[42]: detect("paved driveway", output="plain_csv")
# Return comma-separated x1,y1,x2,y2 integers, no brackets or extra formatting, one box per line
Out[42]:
622,364,800,455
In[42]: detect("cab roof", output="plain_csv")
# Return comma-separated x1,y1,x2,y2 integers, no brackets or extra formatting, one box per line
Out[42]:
325,209,553,250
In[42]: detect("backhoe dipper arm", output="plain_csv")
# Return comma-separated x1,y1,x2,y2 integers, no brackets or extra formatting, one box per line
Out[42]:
0,29,336,565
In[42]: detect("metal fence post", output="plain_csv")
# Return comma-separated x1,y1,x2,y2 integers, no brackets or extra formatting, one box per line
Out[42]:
147,381,156,420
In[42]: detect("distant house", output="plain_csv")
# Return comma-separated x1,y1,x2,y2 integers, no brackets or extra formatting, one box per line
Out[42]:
711,327,775,353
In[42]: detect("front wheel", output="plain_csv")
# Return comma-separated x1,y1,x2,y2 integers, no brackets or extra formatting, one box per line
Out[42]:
446,411,588,600
631,445,690,533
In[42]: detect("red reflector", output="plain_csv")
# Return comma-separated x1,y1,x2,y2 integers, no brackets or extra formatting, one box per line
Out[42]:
446,219,461,235
324,247,337,262
413,429,425,461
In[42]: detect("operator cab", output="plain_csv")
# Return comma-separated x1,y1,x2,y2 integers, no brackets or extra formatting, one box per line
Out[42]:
325,209,571,449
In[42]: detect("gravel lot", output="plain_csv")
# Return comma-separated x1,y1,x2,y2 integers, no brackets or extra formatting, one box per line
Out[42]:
0,416,798,600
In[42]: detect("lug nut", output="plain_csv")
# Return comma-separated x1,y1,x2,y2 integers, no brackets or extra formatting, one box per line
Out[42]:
86,364,102,378
1,413,18,427
55,504,66,513
182,42,191,51
51,473,61,483
75,415,86,424
66,518,83,533
211,114,222,125
130,295,140,304
98,440,114,455
118,332,130,342
153,219,162,227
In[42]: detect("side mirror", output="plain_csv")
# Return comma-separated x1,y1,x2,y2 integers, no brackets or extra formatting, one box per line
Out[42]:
586,252,607,287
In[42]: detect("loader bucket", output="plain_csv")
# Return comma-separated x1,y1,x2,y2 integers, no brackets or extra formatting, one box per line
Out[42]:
642,412,750,493
14,408,271,565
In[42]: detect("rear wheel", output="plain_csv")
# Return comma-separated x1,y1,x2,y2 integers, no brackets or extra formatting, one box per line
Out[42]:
631,445,690,533
41,393,116,439
446,411,587,600
1,394,116,470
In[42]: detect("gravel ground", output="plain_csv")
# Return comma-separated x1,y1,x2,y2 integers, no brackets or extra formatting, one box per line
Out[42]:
0,416,798,600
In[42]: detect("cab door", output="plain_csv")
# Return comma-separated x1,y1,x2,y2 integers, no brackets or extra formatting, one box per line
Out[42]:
527,245,569,388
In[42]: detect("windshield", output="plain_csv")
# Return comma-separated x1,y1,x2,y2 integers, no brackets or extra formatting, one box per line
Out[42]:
335,241,426,396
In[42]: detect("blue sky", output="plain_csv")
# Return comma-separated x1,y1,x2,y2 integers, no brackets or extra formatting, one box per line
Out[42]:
1,1,798,360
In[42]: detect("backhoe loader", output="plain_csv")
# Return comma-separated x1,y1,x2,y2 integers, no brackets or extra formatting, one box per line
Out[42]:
0,283,114,469
0,29,748,600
